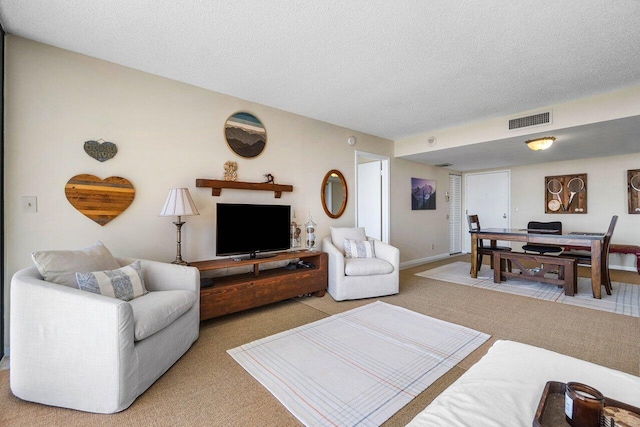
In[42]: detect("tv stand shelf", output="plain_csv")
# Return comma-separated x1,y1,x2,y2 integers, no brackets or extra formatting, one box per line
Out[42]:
190,250,327,321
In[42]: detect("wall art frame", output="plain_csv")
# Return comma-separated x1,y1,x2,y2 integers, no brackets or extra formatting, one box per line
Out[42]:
224,112,266,158
411,177,436,210
544,173,587,214
628,169,640,214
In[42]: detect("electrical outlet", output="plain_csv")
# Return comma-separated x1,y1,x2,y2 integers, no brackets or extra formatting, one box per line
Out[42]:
431,243,435,250
22,196,37,213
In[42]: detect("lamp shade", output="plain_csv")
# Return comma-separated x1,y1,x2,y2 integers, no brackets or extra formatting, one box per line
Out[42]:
160,188,200,216
525,136,556,151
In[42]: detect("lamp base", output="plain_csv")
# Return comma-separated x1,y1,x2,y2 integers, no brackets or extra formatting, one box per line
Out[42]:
171,259,189,266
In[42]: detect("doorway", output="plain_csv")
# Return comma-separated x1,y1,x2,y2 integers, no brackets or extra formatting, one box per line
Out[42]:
464,170,511,253
355,151,390,243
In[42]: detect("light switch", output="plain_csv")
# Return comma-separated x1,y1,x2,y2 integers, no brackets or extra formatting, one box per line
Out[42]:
22,196,37,213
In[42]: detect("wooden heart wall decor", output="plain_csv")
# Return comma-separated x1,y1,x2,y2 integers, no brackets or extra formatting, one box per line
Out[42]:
84,139,117,162
65,174,135,226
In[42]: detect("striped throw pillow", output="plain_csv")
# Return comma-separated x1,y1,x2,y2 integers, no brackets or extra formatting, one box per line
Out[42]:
76,260,148,301
344,239,376,259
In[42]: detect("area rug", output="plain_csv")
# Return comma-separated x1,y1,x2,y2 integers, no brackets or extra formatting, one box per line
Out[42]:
227,301,489,427
416,261,640,317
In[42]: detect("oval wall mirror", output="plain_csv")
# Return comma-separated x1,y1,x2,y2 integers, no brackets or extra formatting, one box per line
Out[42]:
224,112,267,158
321,169,348,218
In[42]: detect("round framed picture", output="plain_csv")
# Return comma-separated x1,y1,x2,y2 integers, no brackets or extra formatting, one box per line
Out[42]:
224,112,267,158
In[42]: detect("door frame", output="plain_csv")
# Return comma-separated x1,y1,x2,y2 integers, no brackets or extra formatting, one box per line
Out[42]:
354,151,390,243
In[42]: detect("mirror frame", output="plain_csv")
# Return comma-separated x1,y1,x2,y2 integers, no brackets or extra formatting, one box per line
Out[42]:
321,169,348,219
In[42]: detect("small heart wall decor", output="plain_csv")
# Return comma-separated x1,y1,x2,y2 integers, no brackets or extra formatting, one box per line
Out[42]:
65,174,135,226
84,139,118,162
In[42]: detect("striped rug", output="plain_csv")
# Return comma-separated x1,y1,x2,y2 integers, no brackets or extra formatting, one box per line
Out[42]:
416,261,640,317
228,301,489,427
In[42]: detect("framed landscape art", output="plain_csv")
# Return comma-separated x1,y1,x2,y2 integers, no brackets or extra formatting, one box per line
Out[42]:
411,178,436,210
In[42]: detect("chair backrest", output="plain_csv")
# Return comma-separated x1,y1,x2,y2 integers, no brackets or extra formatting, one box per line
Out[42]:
467,215,487,248
527,221,562,235
603,215,618,253
467,215,480,232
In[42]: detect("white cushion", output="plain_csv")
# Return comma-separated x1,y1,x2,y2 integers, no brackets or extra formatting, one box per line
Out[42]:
128,290,197,341
344,239,376,258
330,227,367,255
344,258,394,276
31,241,121,288
76,261,148,301
408,340,640,426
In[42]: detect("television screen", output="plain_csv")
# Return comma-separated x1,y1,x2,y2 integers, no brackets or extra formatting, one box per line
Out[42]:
216,203,291,257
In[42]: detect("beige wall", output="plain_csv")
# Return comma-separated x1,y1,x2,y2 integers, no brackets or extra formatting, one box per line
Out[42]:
395,85,640,156
3,36,446,350
391,159,454,266
506,153,640,271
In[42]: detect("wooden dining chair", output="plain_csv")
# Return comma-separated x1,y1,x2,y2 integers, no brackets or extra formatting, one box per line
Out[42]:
467,214,512,271
564,215,618,295
522,221,564,255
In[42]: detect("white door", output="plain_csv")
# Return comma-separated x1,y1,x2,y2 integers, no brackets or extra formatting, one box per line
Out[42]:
355,151,390,243
449,174,462,254
464,170,510,253
357,160,382,240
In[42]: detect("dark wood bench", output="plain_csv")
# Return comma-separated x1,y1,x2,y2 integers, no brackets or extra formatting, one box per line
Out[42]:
492,251,578,296
563,243,640,274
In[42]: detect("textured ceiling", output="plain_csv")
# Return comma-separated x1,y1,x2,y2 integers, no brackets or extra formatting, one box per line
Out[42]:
1,1,640,167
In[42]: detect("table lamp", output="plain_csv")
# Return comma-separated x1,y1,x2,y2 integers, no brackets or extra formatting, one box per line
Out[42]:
160,188,199,265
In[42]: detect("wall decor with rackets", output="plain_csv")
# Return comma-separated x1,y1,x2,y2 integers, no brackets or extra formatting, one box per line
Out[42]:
628,169,640,214
544,173,587,214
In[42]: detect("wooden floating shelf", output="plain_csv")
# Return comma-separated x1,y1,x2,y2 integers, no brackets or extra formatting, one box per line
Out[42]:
195,179,293,198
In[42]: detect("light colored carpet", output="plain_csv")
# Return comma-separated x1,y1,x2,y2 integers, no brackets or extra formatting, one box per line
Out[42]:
228,301,489,426
416,261,640,317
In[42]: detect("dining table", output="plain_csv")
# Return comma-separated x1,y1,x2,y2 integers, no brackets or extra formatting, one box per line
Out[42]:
470,228,606,298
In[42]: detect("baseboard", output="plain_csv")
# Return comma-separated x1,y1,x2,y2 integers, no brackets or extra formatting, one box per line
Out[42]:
400,253,453,270
609,264,637,273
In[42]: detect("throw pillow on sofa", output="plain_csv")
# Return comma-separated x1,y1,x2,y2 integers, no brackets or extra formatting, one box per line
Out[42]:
76,260,148,301
344,239,376,258
31,241,121,288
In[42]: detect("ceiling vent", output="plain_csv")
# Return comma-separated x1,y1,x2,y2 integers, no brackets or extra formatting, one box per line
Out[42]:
508,111,552,130
435,163,453,168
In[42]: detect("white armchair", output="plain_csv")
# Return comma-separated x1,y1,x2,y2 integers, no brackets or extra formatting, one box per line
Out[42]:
10,243,200,414
322,227,399,301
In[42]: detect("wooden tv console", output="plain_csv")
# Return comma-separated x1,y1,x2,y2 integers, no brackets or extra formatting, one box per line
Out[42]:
190,250,327,321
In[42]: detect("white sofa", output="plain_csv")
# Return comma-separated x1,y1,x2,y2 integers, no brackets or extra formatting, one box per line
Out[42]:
322,227,399,301
10,253,200,414
408,340,640,426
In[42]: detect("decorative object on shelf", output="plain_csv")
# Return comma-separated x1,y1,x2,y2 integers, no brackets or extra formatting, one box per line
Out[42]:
411,177,436,210
525,136,556,151
321,169,348,218
544,173,588,214
291,210,302,249
628,169,640,214
305,213,317,251
196,178,293,198
83,139,118,162
160,188,200,265
224,112,266,158
223,161,238,181
65,174,135,226
264,173,275,184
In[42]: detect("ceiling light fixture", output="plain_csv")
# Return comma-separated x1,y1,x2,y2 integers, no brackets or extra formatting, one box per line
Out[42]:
525,136,556,151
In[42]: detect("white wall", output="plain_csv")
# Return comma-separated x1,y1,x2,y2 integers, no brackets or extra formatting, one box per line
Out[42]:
3,36,445,350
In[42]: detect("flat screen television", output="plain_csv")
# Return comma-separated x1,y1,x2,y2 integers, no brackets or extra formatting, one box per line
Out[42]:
216,203,291,258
